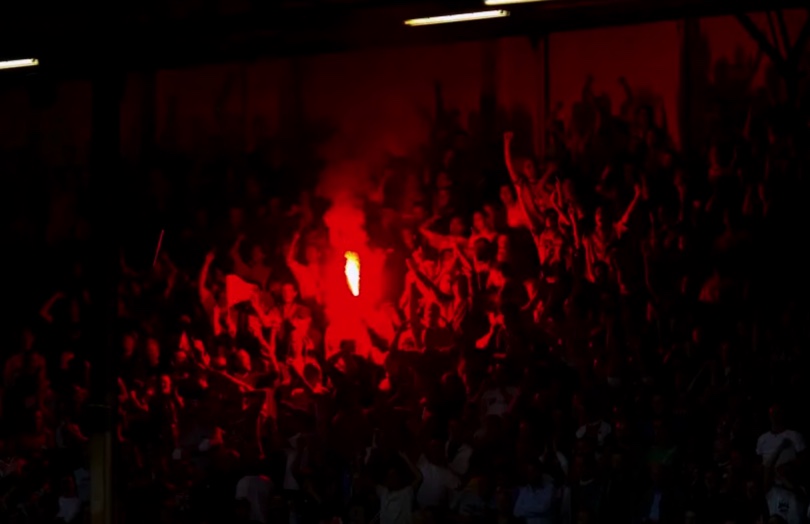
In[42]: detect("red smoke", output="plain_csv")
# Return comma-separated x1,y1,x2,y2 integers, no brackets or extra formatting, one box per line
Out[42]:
320,185,386,361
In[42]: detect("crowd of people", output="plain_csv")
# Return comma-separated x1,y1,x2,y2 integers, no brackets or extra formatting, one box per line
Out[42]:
1,71,809,524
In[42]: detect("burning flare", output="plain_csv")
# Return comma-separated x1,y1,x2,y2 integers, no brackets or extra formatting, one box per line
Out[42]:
344,251,360,297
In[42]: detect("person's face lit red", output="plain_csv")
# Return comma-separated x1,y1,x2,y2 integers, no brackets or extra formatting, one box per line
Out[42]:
282,284,297,304
160,375,172,395
472,212,486,233
483,205,497,229
449,217,465,236
522,159,536,181
146,339,160,366
251,245,265,265
123,334,136,358
499,185,514,205
436,189,451,211
413,206,428,224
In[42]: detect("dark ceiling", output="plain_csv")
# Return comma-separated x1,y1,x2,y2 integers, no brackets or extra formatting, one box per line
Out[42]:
0,0,807,76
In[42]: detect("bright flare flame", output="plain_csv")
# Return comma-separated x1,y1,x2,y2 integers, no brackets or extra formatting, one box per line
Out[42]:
344,251,360,297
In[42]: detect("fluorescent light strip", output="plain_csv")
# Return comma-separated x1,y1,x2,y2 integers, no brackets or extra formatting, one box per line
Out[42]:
0,58,39,71
485,0,546,5
405,9,509,26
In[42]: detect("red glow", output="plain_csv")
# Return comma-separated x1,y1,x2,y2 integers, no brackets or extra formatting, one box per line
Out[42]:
344,251,360,296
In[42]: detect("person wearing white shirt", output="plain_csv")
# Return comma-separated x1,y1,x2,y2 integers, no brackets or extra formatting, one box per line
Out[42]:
766,485,806,524
235,470,274,524
453,475,497,521
376,451,422,524
283,434,303,491
756,404,805,472
514,461,556,524
416,440,461,512
446,420,473,478
55,477,82,523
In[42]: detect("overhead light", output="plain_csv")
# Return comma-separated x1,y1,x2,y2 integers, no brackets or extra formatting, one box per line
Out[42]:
0,58,39,71
485,0,546,4
405,9,509,26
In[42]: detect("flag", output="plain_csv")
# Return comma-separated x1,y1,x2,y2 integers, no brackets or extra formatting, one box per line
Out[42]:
226,274,257,307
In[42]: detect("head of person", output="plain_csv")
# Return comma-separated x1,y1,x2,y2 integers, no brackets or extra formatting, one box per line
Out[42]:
401,228,418,250
174,349,188,367
122,332,137,359
482,204,498,230
250,244,266,266
471,211,486,234
146,337,161,367
436,188,453,212
159,374,173,395
235,349,252,373
449,216,467,237
282,282,298,305
499,184,516,206
521,158,537,182
412,204,429,224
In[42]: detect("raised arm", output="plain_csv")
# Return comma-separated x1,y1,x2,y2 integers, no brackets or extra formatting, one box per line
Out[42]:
550,185,572,227
615,184,643,237
503,131,520,184
399,450,423,490
39,291,66,324
230,233,252,275
405,258,451,304
199,251,216,305
286,231,302,269
419,216,454,251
